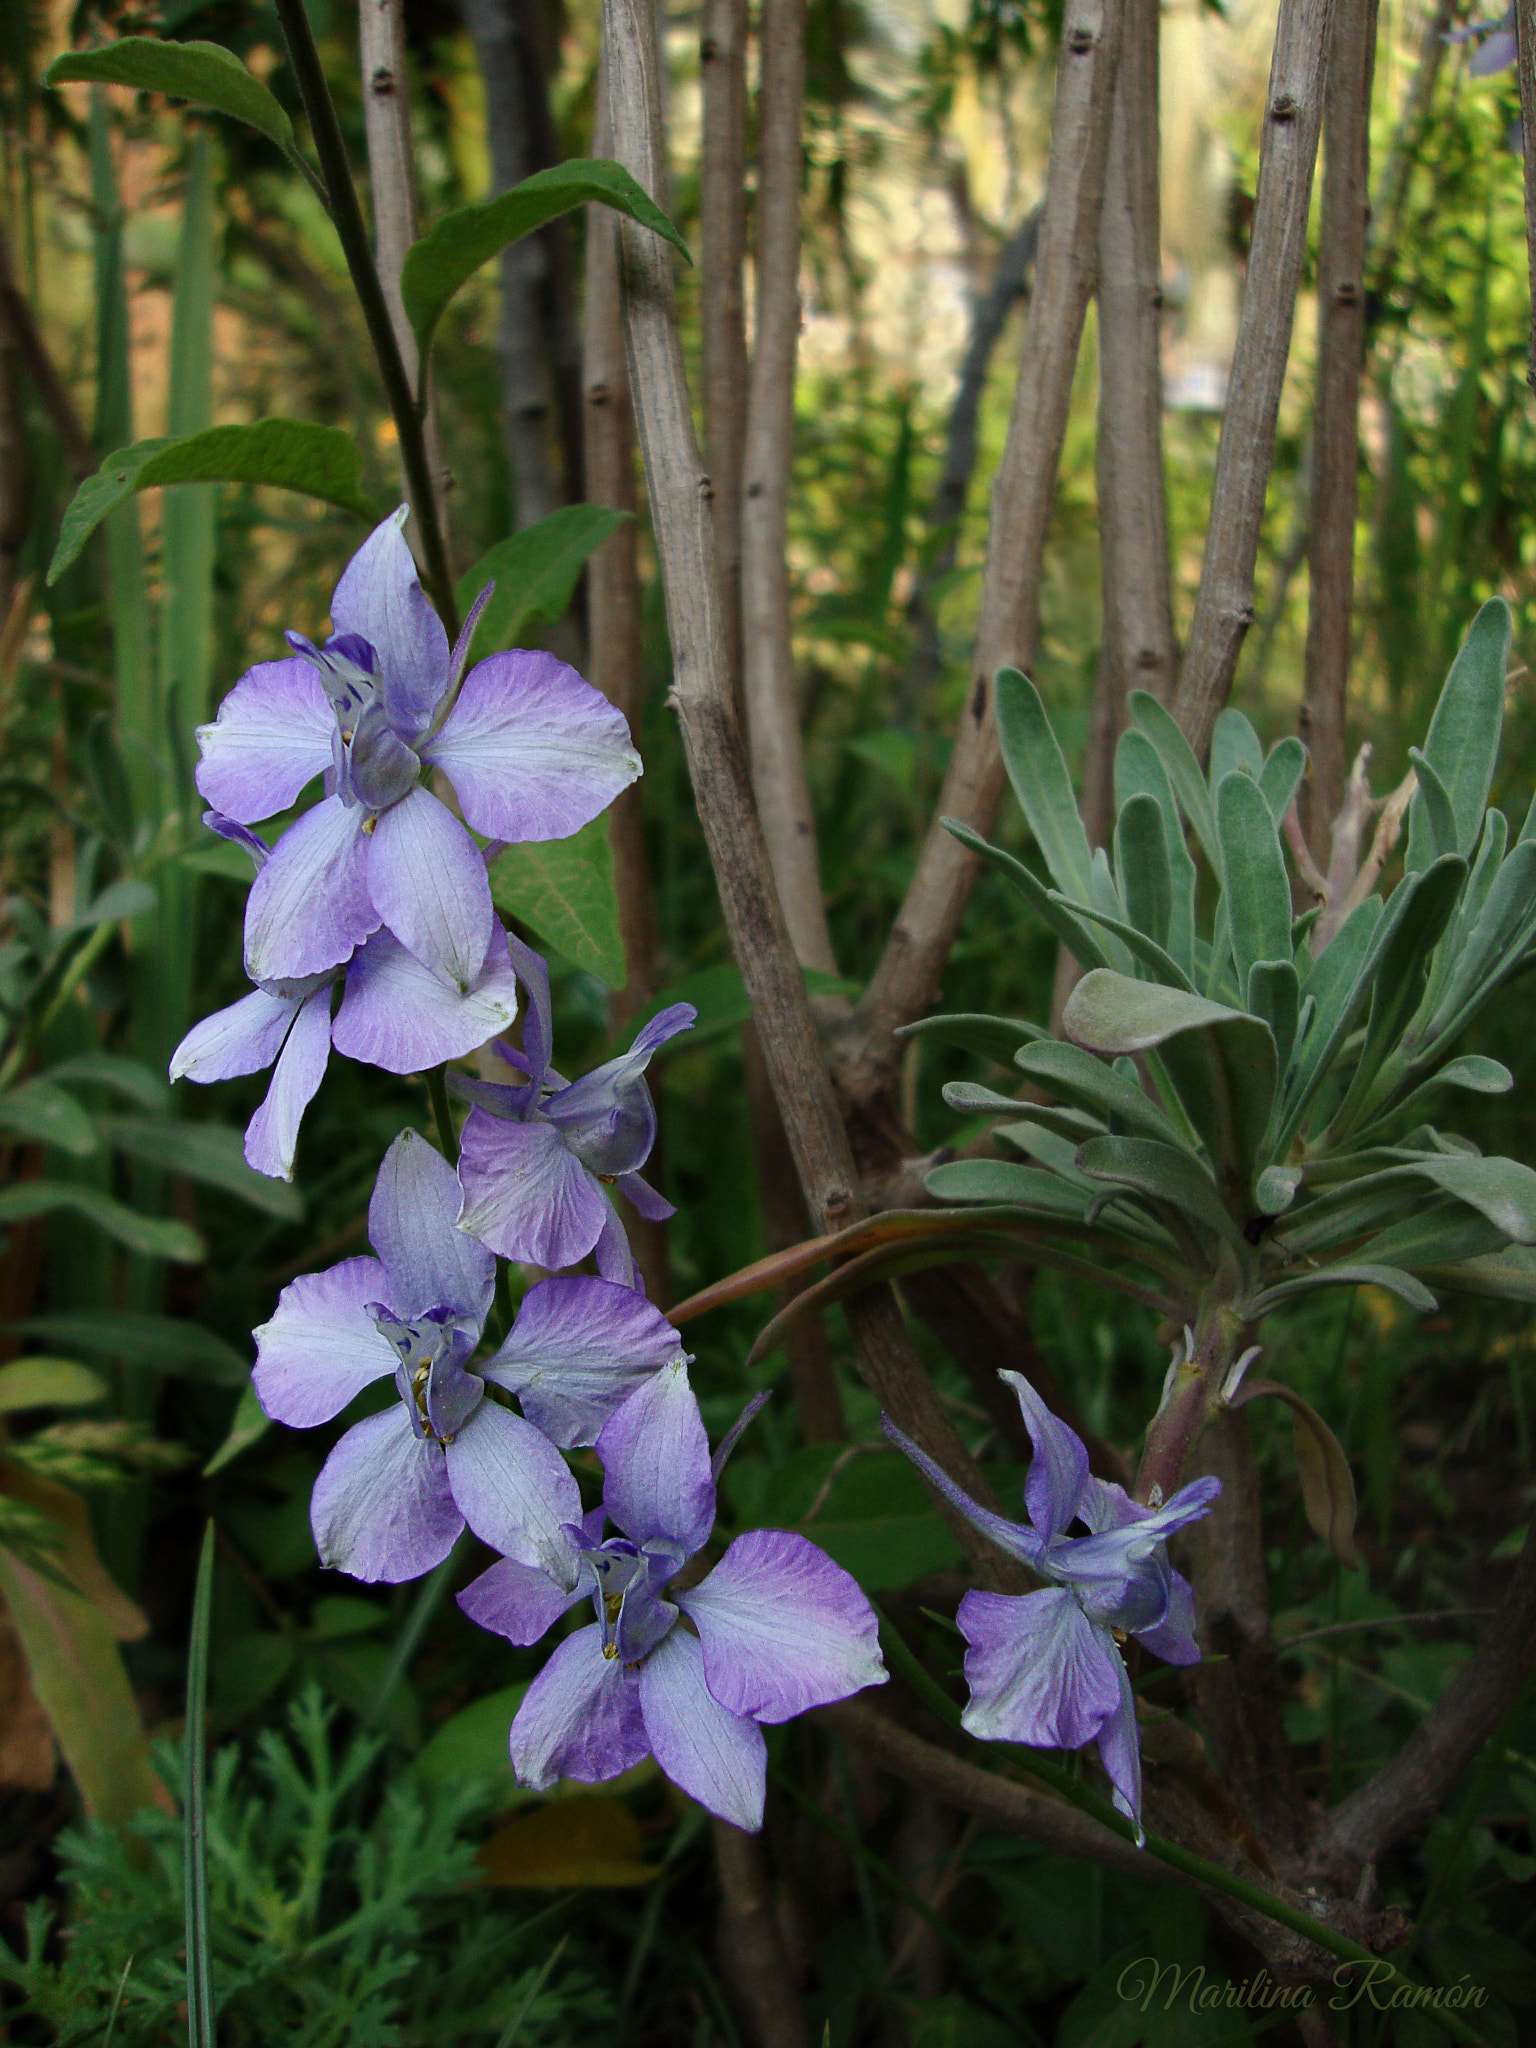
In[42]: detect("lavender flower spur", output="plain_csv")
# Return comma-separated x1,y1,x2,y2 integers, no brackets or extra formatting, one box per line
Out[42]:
169,816,520,1180
884,1374,1219,1839
459,1364,888,1830
196,507,641,992
454,931,695,1287
252,1129,684,1582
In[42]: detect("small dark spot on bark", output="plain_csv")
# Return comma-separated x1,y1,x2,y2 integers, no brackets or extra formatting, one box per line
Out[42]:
1270,91,1297,120
746,480,764,499
825,1188,854,1218
1068,26,1095,52
1135,647,1161,670
588,383,611,406
699,475,715,501
971,675,987,721
1150,286,1164,310
371,65,396,93
701,34,719,59
1336,280,1360,305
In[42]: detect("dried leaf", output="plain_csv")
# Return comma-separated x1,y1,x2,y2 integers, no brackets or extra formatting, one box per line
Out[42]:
477,1795,658,1887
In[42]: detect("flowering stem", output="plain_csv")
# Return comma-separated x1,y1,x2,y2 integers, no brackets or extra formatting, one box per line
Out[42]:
1134,1300,1245,1506
268,0,459,637
427,1066,459,1167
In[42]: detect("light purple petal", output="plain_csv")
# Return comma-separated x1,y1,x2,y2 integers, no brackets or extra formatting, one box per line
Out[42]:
679,1529,887,1725
592,1196,641,1288
195,657,334,823
957,1587,1123,1750
596,1362,714,1555
480,1276,685,1448
616,1172,675,1223
998,1371,1089,1543
1134,1570,1201,1667
368,785,494,992
455,1109,608,1266
509,1624,649,1791
1049,1474,1221,1592
443,1400,583,1569
709,1391,771,1484
1095,1654,1144,1843
331,922,519,1074
170,989,298,1085
252,1255,398,1425
457,1555,584,1645
1469,27,1517,72
202,811,270,872
244,795,377,982
880,1416,1044,1570
329,507,449,742
422,649,641,842
310,1405,462,1583
368,1127,494,1323
639,1626,766,1830
502,929,553,1088
244,985,333,1180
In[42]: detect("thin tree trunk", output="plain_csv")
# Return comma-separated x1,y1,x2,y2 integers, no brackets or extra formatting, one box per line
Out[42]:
1300,0,1377,861
1171,0,1336,760
713,1820,808,2048
838,0,1123,1109
700,0,749,693
358,0,451,550
1516,0,1536,392
602,0,1023,1584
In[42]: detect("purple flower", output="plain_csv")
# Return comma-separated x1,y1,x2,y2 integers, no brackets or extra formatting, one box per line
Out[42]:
459,1364,888,1830
196,509,641,993
1448,10,1516,73
252,1129,684,1582
169,816,520,1180
883,1374,1219,1840
453,931,695,1288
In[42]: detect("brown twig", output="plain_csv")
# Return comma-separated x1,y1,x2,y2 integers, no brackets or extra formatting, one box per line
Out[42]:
1517,0,1536,393
1300,0,1378,860
712,1819,808,2048
1171,0,1336,760
837,0,1123,1106
0,227,91,482
700,0,749,691
601,0,1018,1581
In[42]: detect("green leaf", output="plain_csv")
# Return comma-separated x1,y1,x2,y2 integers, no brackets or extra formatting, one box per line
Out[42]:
0,1183,203,1262
1114,728,1197,975
1128,690,1220,868
1255,1164,1301,1215
1421,839,1536,1054
48,421,379,583
896,1012,1047,1064
942,818,1116,973
1334,855,1467,1130
1403,1153,1536,1245
1406,748,1458,868
97,1115,304,1219
1252,1262,1438,1315
184,1522,216,2048
43,1051,168,1109
1273,894,1383,1154
1356,1053,1512,1144
1247,959,1300,1072
10,1312,248,1386
1014,1039,1190,1150
402,160,690,369
1232,1379,1361,1569
925,1158,1090,1219
993,670,1095,903
0,1360,108,1412
1209,707,1264,791
0,1079,97,1157
414,1683,528,1803
203,1381,269,1475
1416,1246,1536,1305
1217,769,1291,993
489,815,624,986
1359,1198,1510,1271
1047,894,1195,993
1405,597,1510,867
46,37,296,152
1113,793,1172,955
791,1448,964,1592
457,505,631,662
63,877,156,932
1259,736,1307,826
1074,1135,1240,1251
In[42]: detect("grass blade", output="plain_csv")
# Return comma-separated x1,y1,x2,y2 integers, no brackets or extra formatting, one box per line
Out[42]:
184,1521,216,2048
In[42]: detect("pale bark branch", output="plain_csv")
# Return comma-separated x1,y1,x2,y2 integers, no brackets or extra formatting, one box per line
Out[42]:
1365,0,1461,291
700,0,749,690
1300,0,1378,861
1171,0,1336,760
838,0,1123,1106
601,0,1019,1582
1517,0,1536,393
713,1819,808,2048
741,0,838,975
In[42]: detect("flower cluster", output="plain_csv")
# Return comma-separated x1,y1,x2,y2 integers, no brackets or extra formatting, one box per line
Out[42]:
177,517,889,1829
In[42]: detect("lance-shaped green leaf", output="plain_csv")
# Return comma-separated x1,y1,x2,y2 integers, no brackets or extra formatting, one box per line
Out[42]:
1062,970,1277,1190
997,1107,1105,1149
98,1115,304,1221
942,819,1116,971
1128,690,1220,867
1249,1263,1437,1316
0,1183,203,1262
1354,1054,1511,1145
0,1360,107,1412
1358,1198,1511,1271
1406,748,1458,868
1259,737,1307,827
1274,1177,1423,1258
1046,895,1194,992
1443,807,1508,974
925,1158,1091,1220
896,1012,1047,1065
1230,1378,1360,1568
1403,1153,1536,1244
1405,597,1510,867
47,38,295,152
1014,1038,1191,1150
1218,769,1291,994
1272,895,1383,1153
1417,1246,1536,1304
402,161,690,371
490,815,623,986
994,669,1096,903
203,1382,271,1476
1115,727,1198,974
1247,959,1300,1073
44,1051,169,1110
1418,839,1536,1055
9,1312,247,1385
49,421,379,582
1075,1135,1241,1256
1210,708,1265,791
0,1080,96,1157
1114,792,1172,955
457,504,631,662
1334,855,1468,1130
